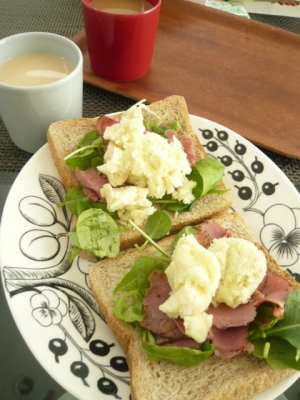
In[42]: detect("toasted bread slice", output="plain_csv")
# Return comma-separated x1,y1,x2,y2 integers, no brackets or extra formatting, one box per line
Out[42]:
48,117,97,191
89,212,299,400
47,95,231,252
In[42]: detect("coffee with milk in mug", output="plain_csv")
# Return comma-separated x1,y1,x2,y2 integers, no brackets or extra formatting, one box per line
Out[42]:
89,0,153,14
0,53,74,86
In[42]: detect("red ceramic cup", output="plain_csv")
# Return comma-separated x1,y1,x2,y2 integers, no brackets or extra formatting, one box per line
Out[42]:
81,0,161,82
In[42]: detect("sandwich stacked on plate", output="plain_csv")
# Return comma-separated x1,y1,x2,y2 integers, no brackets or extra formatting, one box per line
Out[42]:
48,95,300,400
48,95,231,259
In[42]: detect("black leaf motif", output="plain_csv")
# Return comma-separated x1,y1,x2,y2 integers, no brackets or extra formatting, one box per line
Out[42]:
6,277,103,318
69,295,96,342
39,174,70,224
3,239,73,280
19,197,57,227
39,174,66,204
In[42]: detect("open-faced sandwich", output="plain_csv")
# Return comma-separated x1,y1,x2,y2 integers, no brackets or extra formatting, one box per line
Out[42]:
47,95,231,260
89,212,300,400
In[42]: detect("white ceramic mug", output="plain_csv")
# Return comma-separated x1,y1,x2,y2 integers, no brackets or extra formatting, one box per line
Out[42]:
0,32,83,153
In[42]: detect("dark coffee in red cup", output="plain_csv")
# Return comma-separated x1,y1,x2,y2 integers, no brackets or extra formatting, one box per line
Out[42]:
81,0,161,82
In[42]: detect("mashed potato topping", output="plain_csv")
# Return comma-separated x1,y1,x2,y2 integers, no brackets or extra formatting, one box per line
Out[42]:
98,103,195,225
159,235,221,343
100,184,155,227
209,237,267,308
159,235,267,343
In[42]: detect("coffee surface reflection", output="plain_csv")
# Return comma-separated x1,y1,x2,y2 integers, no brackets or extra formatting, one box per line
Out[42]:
89,0,153,14
0,53,74,86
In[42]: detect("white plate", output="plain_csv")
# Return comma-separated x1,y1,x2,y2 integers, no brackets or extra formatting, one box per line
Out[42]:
1,115,300,400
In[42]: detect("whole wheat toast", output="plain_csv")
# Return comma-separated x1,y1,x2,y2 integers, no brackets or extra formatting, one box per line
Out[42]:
89,212,299,400
47,95,231,253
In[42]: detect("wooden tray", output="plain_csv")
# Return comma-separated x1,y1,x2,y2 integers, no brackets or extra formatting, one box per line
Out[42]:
72,0,300,159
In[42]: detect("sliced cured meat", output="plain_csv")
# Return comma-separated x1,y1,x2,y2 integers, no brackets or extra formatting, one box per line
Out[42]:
164,129,177,143
259,270,292,298
194,230,211,248
83,187,102,203
75,168,108,202
96,115,119,137
254,271,292,317
166,129,196,168
207,302,257,329
194,221,233,248
210,325,248,359
201,221,233,239
180,136,196,168
141,270,186,341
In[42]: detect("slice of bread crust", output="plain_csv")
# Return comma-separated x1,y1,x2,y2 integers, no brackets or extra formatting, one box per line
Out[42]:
89,212,299,400
47,95,231,253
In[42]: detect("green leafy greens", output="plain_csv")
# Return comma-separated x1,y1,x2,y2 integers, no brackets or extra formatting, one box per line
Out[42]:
189,158,227,197
64,130,106,170
113,255,166,322
68,208,120,261
249,290,300,370
142,330,215,367
146,210,172,240
59,187,116,218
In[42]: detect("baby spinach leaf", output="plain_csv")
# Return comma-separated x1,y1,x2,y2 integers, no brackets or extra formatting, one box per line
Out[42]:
67,231,84,262
68,230,80,247
262,290,300,350
91,156,103,169
188,158,226,199
80,201,116,218
76,208,120,259
145,210,172,240
150,195,193,212
148,125,167,137
77,131,101,147
113,290,145,323
248,305,280,337
136,258,165,294
64,131,106,170
65,149,102,170
141,330,215,367
59,187,117,218
249,291,300,370
69,247,82,263
252,337,300,370
113,255,165,323
59,187,91,215
113,255,165,297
